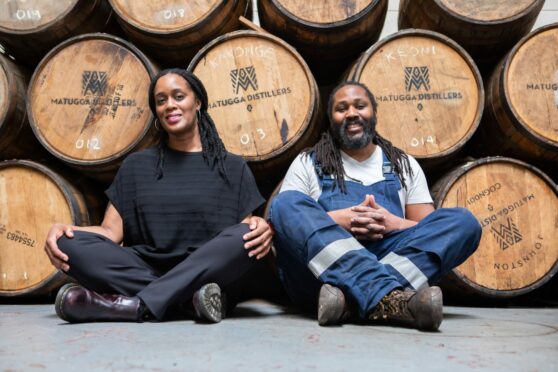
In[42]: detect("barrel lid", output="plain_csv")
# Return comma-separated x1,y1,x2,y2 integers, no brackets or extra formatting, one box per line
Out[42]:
435,157,558,296
188,30,317,162
503,23,558,149
437,0,539,23
0,0,77,34
351,29,483,162
0,160,78,294
27,33,156,166
109,0,225,34
273,0,378,26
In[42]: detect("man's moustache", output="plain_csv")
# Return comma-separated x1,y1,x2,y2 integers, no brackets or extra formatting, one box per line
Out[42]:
343,119,366,127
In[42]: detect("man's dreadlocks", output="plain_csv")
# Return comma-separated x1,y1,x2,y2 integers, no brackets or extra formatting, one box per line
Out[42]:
308,81,412,193
148,68,228,181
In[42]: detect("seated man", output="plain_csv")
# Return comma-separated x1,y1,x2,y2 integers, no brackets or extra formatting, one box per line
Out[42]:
269,81,481,331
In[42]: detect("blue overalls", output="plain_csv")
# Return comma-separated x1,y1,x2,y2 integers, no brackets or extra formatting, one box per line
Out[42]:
269,152,481,318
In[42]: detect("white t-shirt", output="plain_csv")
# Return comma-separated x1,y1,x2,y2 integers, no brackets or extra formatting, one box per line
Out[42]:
280,147,433,217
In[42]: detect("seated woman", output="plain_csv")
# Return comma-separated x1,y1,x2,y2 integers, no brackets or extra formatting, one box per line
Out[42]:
45,69,273,323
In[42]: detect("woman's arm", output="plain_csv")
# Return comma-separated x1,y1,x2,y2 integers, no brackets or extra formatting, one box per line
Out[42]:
44,203,124,271
241,214,273,260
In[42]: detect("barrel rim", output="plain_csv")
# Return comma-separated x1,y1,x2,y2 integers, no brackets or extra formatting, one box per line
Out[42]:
0,0,84,35
499,22,558,151
26,32,157,167
351,28,484,161
108,0,233,35
0,270,67,297
0,159,87,296
187,29,319,163
433,0,544,25
266,0,384,30
0,54,17,132
433,156,558,298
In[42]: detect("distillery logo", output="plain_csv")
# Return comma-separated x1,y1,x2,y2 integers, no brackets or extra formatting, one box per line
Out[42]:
405,66,430,92
230,66,258,94
491,217,522,251
82,71,108,96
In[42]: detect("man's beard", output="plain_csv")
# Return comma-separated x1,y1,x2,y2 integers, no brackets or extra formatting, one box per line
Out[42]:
331,116,377,150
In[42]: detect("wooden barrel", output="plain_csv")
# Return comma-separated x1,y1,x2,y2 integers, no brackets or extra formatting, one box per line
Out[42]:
348,29,484,170
258,0,388,82
0,53,44,160
27,33,159,183
0,0,118,67
479,23,558,169
398,0,544,68
0,160,103,297
108,0,251,66
188,30,321,187
432,157,558,299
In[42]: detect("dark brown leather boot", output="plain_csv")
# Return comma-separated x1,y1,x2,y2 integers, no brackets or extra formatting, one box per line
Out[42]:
368,286,443,331
55,283,144,323
317,284,352,326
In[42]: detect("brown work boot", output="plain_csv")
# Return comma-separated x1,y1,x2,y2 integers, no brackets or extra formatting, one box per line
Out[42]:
317,284,352,326
55,283,145,323
192,283,226,323
368,286,443,331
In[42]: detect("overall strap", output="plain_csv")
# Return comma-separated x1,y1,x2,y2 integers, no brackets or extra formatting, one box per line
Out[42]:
381,150,402,190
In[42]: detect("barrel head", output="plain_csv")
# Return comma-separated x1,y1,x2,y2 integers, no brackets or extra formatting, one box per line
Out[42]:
28,34,156,167
436,158,558,297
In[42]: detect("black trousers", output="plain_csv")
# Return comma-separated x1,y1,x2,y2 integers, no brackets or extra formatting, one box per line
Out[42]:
58,224,259,320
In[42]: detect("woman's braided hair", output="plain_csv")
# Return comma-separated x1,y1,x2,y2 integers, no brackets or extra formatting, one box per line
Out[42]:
148,68,228,181
309,81,412,193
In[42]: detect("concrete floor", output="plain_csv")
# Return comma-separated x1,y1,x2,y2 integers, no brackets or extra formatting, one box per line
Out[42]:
1,301,557,372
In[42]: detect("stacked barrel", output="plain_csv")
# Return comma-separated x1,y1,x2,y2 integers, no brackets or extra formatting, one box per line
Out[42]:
0,0,555,303
395,1,557,302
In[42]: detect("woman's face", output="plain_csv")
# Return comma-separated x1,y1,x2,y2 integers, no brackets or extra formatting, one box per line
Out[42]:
153,73,201,137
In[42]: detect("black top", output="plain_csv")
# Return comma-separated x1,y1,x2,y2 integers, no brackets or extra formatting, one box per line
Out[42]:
106,145,264,262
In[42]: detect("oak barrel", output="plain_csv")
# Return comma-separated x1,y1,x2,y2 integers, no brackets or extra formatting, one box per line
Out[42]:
0,160,103,297
0,53,44,160
479,23,558,168
188,30,321,185
27,33,159,183
398,0,544,67
432,157,558,298
0,0,117,67
348,29,484,170
108,0,251,66
258,0,388,82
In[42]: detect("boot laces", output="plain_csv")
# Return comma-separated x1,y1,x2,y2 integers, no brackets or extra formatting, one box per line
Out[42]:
369,290,413,321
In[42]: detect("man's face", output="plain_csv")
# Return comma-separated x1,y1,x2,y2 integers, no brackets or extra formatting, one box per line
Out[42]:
330,85,377,150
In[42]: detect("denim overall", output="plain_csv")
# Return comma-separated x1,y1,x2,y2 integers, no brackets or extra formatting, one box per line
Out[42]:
269,152,481,318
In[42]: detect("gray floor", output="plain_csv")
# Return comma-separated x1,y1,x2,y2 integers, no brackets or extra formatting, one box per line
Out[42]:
1,301,557,372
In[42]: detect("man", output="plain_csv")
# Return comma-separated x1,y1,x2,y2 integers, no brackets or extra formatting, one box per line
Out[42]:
268,82,481,331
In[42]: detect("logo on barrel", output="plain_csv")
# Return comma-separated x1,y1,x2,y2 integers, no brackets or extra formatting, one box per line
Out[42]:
405,67,430,92
230,66,258,94
82,71,108,96
491,217,522,251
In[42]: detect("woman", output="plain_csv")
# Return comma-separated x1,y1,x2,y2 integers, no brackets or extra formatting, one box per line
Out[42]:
45,69,273,323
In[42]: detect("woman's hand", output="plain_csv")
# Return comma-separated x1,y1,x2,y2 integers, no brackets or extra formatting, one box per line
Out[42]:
242,216,274,260
44,223,74,272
